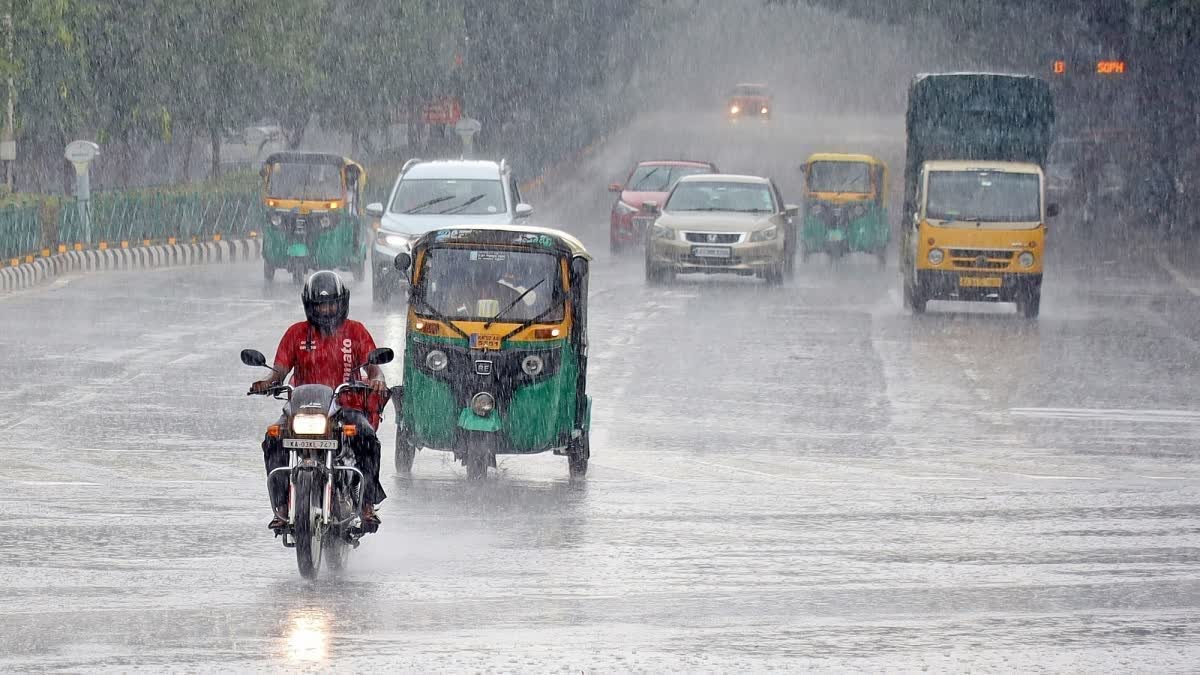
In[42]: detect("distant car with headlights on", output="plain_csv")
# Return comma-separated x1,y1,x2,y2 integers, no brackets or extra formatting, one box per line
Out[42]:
643,174,799,285
608,159,719,254
727,83,773,121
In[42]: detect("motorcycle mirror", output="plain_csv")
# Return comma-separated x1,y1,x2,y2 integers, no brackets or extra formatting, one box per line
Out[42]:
394,252,412,272
240,349,267,367
367,347,395,366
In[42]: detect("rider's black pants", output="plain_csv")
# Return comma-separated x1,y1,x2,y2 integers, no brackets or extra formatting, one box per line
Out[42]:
262,409,386,512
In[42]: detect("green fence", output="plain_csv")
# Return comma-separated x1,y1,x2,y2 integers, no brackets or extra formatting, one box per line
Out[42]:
0,190,266,261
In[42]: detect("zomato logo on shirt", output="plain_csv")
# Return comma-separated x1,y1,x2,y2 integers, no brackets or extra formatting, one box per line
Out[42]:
274,320,378,390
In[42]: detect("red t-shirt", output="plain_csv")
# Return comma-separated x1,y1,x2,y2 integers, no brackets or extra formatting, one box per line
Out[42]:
274,320,384,425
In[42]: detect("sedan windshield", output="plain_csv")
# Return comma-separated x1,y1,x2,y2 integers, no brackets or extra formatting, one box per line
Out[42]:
926,171,1041,223
267,163,343,201
417,248,563,323
807,161,872,193
389,179,506,216
627,165,712,192
666,182,775,213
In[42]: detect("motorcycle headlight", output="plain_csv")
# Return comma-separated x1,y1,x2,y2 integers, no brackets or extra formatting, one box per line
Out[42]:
652,224,673,240
470,392,496,417
1018,251,1035,268
425,350,448,372
270,213,283,227
384,234,411,248
292,414,328,436
928,248,945,265
750,225,779,242
521,354,545,376
614,201,637,215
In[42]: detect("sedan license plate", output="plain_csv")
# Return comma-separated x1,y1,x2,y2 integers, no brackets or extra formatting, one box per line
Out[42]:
960,276,1003,288
283,438,339,450
470,333,502,350
693,246,732,259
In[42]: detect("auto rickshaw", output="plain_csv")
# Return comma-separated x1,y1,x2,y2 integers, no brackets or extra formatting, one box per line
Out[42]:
390,225,592,479
799,153,889,265
260,152,370,284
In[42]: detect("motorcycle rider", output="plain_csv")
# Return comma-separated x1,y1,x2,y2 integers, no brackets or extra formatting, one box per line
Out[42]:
250,270,389,531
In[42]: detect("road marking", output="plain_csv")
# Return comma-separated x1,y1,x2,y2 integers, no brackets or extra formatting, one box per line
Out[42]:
15,480,102,487
1138,475,1196,481
1011,407,1200,424
1155,251,1200,297
894,475,982,481
1012,473,1101,480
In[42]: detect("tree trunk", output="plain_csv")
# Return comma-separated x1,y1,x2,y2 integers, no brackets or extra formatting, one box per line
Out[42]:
210,126,221,179
181,130,194,184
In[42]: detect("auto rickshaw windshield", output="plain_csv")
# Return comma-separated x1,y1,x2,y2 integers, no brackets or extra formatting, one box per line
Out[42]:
267,162,344,201
807,161,872,193
417,248,565,322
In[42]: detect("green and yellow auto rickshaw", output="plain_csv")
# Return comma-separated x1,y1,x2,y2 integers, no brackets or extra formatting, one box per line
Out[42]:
260,152,369,284
799,153,889,265
390,225,593,479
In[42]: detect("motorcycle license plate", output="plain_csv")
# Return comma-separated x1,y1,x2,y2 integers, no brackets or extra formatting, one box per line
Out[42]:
693,246,731,258
960,276,1002,288
283,438,339,450
471,333,502,350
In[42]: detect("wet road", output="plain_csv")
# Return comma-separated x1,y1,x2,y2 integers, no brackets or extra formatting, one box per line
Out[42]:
2,112,1200,672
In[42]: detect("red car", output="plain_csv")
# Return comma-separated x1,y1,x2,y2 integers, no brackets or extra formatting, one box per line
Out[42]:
608,159,720,253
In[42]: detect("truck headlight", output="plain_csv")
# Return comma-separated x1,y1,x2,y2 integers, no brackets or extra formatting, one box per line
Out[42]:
750,225,778,242
292,414,328,436
1018,252,1035,268
470,392,496,417
652,224,673,240
927,248,945,265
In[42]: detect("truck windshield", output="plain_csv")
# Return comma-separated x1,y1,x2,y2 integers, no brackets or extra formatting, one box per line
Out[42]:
416,248,564,323
808,162,872,193
926,171,1041,223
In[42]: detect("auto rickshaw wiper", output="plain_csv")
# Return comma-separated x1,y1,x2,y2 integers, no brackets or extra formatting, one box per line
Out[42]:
405,195,455,214
409,290,471,340
499,301,565,343
438,194,486,214
484,278,546,329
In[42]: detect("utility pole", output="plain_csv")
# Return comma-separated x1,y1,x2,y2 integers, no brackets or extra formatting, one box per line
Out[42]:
2,3,15,193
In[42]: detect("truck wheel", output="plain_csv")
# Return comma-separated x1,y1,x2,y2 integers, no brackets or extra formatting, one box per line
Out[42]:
1018,289,1041,319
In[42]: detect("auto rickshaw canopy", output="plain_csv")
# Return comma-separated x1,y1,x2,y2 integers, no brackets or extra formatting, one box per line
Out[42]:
412,224,593,261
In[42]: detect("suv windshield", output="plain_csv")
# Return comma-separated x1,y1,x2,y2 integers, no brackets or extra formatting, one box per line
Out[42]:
627,165,712,192
666,181,775,213
417,248,563,322
927,171,1041,223
389,178,506,216
267,163,343,201
808,162,872,193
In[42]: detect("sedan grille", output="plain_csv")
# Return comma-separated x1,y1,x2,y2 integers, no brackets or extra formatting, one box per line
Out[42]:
684,232,741,244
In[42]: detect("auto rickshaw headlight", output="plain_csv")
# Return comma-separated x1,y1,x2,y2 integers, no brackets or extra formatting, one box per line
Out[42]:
808,203,825,216
927,248,945,265
270,213,283,227
851,204,866,217
1018,251,1035,268
750,225,779,242
470,392,496,417
521,354,545,376
319,215,333,228
425,350,448,372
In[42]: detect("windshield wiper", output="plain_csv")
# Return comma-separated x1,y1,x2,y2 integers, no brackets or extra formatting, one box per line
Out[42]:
409,289,471,340
484,278,546,329
438,194,487,214
405,195,454,214
500,300,566,343
632,167,662,190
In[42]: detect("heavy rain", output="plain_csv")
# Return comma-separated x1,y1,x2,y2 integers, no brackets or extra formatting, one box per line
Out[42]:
1,0,1199,671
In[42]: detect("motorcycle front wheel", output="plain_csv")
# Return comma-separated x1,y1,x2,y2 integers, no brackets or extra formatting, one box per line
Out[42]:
293,470,324,579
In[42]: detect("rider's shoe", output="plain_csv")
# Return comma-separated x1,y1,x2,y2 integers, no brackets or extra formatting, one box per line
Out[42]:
268,507,288,531
360,503,381,532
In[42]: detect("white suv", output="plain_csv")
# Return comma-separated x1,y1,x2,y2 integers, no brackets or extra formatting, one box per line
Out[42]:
367,158,533,302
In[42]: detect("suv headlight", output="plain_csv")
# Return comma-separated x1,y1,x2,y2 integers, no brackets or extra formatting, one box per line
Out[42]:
614,201,637,215
383,233,411,249
750,225,779,242
652,224,673,240
292,414,328,436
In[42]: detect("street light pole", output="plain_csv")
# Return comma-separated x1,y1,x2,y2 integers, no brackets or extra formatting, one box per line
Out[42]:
3,3,14,193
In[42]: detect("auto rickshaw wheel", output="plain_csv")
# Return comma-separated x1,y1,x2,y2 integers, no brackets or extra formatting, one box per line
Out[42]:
465,433,494,480
291,268,305,285
263,259,276,282
567,431,589,479
372,276,392,304
352,255,367,283
394,432,417,475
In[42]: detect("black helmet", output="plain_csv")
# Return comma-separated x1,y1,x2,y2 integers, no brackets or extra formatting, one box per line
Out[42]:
302,270,349,333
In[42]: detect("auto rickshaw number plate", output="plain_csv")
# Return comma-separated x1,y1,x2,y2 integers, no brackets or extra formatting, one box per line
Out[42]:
693,246,731,258
960,276,1002,288
471,334,502,350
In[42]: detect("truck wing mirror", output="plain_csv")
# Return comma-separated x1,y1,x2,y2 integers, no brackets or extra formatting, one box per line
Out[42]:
1046,203,1060,218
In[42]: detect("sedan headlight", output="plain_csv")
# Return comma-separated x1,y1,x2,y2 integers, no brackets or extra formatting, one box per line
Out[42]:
425,350,448,371
927,248,945,265
384,234,411,248
521,354,545,376
292,414,328,436
652,224,674,240
614,201,637,215
750,225,779,242
470,392,496,417
270,212,283,227
1018,252,1035,268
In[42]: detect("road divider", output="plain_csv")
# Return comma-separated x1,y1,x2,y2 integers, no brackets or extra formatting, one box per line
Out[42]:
0,238,263,292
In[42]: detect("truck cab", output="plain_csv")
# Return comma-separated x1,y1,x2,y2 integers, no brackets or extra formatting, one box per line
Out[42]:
903,160,1057,318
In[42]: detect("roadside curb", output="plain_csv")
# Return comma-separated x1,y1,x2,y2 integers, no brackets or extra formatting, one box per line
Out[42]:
0,239,263,293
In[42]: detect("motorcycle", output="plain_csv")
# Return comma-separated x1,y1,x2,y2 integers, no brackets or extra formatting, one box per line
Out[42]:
241,346,394,579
